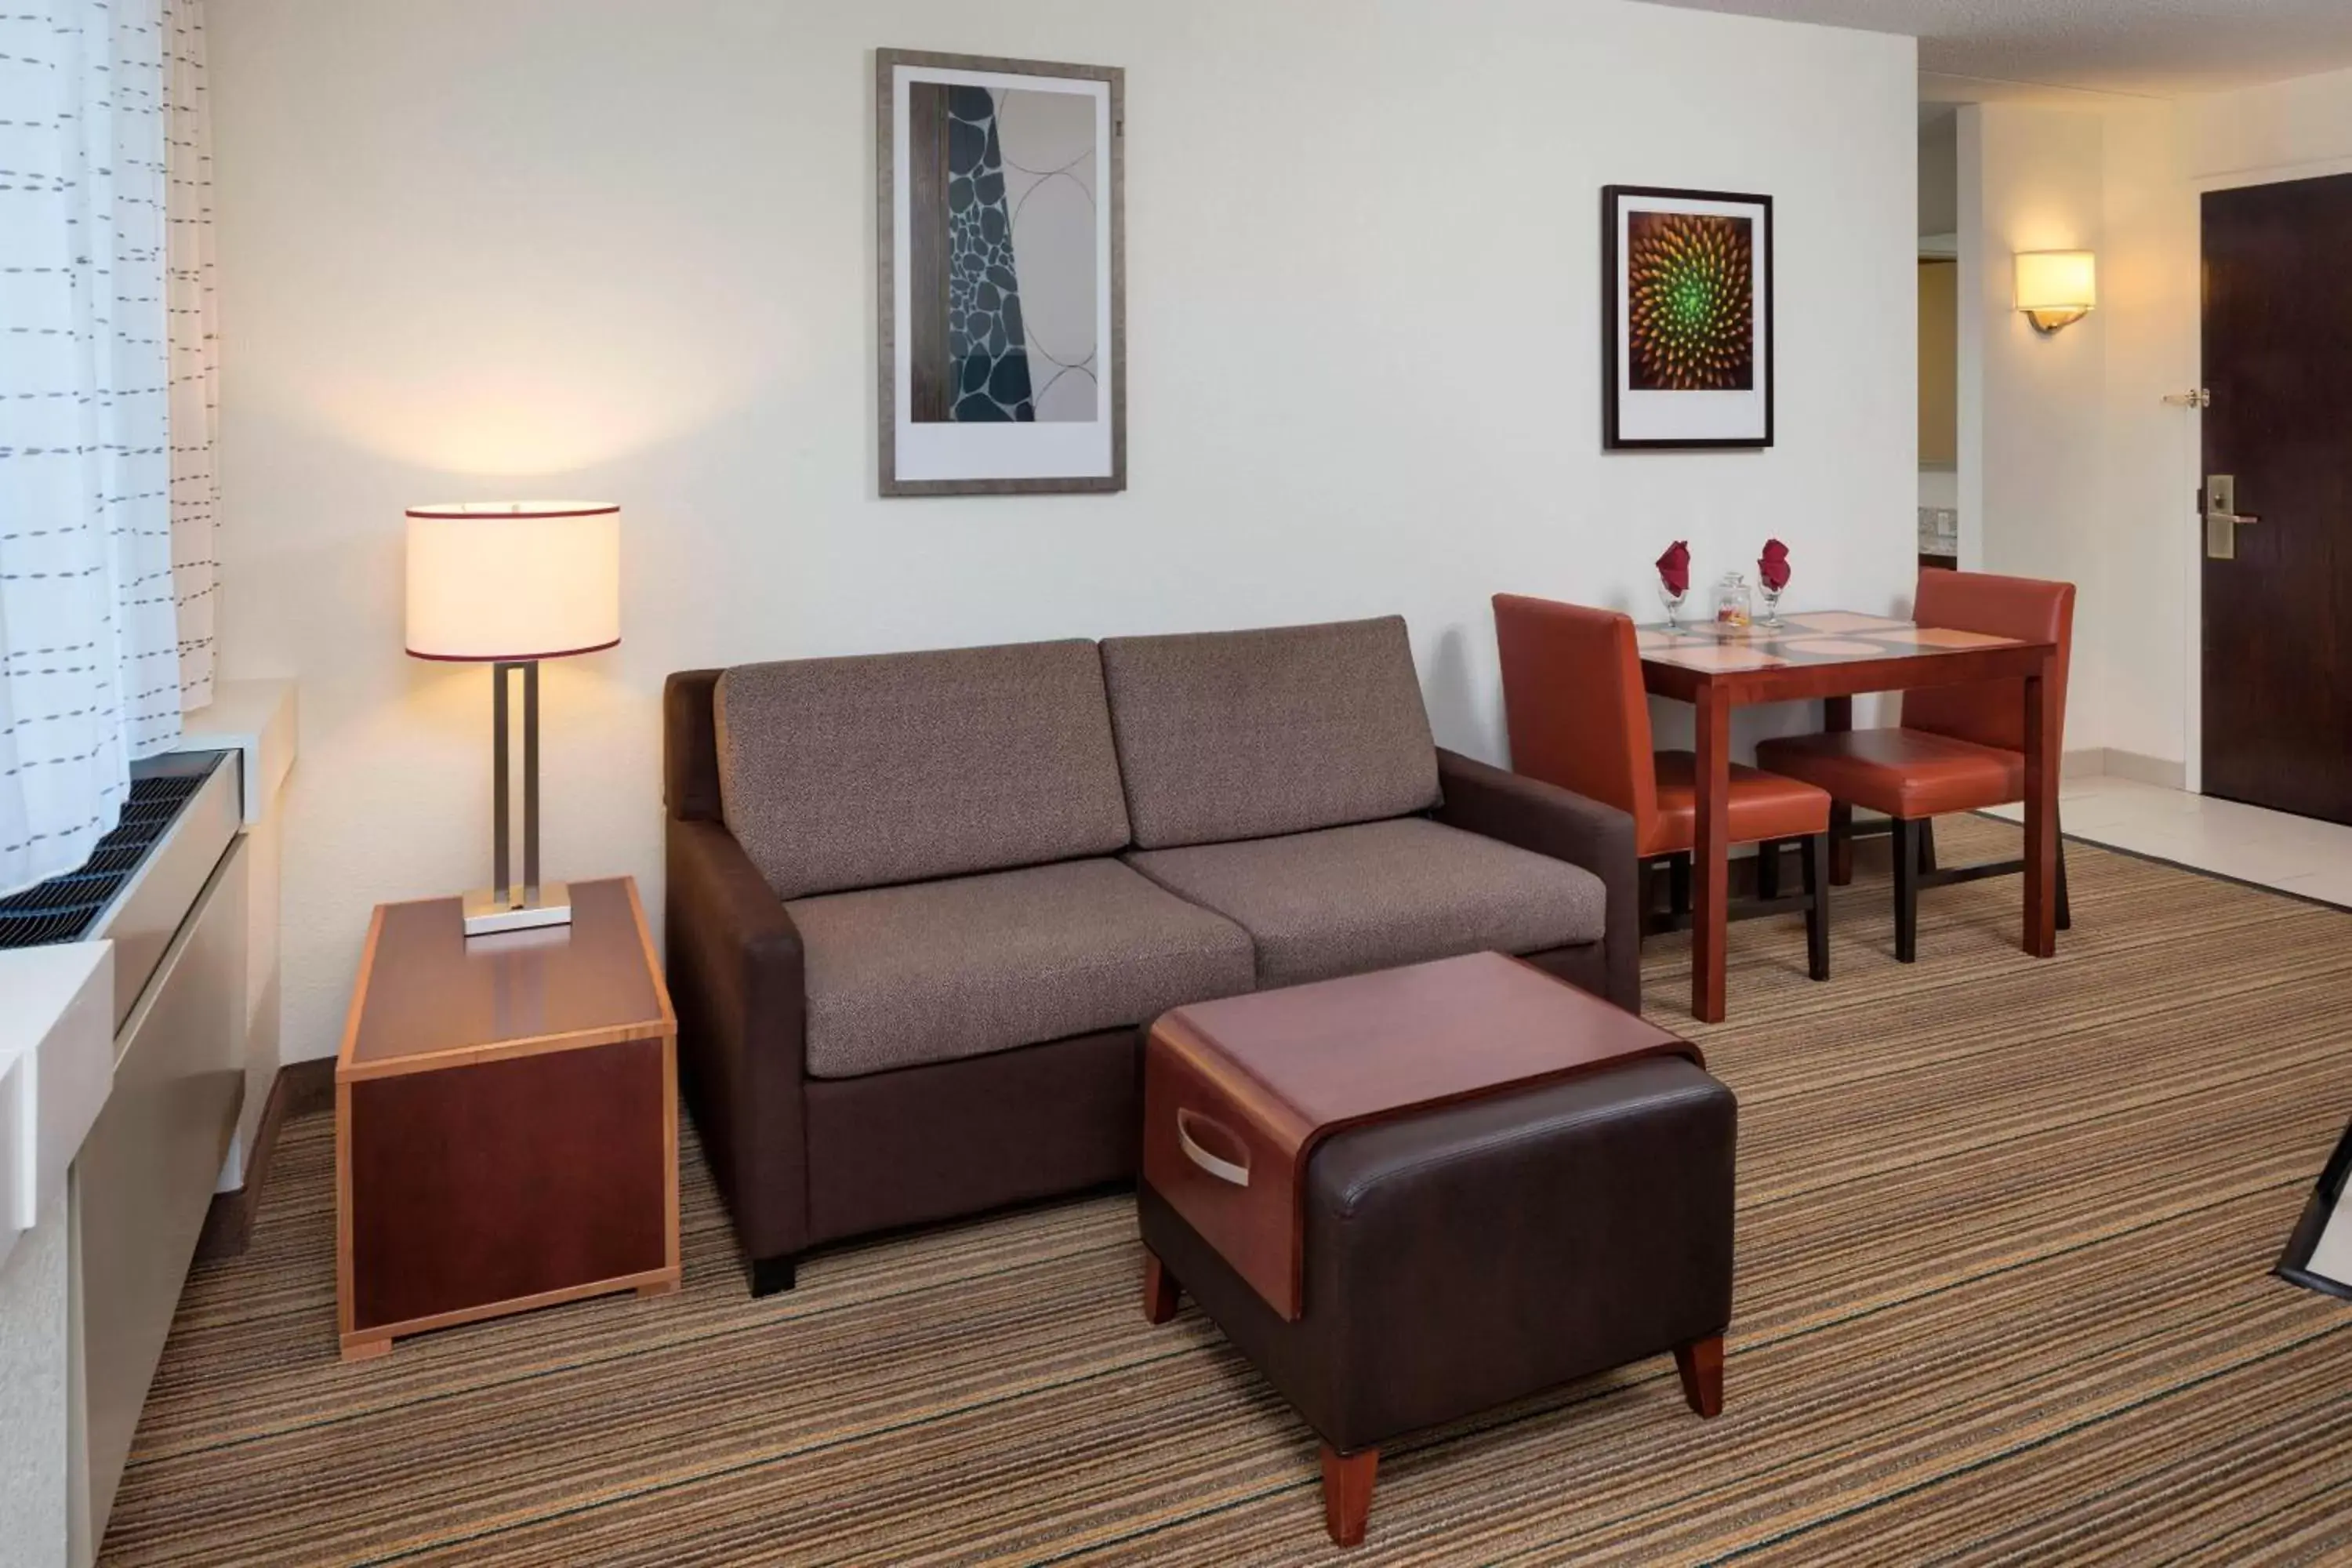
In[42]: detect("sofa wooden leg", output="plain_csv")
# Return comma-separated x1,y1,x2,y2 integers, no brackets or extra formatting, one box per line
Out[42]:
1675,1335,1725,1418
1142,1250,1180,1325
748,1253,799,1298
1320,1443,1379,1548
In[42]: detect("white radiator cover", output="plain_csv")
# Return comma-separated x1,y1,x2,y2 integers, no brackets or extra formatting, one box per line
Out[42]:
62,753,248,1567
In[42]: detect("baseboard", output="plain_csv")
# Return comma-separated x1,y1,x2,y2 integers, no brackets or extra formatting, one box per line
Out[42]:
194,1058,335,1264
2060,747,2188,790
2100,748,2189,790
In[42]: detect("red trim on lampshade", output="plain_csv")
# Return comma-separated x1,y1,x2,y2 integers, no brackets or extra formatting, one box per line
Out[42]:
403,503,620,521
405,637,621,663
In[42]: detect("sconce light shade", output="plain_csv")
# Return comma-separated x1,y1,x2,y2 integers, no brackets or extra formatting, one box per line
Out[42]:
2015,250,2097,334
405,501,622,662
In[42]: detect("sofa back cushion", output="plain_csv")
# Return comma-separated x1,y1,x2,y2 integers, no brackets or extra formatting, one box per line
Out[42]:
1099,616,1440,850
715,640,1132,899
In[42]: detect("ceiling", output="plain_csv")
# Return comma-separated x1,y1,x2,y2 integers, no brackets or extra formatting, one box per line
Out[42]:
1637,0,2352,97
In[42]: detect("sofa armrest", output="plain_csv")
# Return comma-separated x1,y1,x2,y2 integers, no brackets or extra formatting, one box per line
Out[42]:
1432,748,1641,1013
666,815,811,1270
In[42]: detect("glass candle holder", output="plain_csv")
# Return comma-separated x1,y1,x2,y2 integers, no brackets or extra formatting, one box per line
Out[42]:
1714,572,1753,629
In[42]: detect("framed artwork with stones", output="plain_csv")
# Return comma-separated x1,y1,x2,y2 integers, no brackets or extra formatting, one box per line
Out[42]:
1602,186,1773,450
877,49,1126,496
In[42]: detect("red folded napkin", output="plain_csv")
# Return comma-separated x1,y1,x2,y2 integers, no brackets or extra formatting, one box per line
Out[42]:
1759,538,1791,592
1657,540,1691,597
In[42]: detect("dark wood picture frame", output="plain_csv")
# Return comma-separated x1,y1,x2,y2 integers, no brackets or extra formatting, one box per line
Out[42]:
2274,1115,2352,1302
876,48,1127,497
1602,184,1774,451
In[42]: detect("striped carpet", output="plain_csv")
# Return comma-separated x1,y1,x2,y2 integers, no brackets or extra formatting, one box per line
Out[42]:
101,818,2352,1565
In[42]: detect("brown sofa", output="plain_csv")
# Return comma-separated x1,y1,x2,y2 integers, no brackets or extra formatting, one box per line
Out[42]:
663,616,1639,1294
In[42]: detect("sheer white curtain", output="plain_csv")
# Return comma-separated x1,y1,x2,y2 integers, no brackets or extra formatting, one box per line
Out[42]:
165,0,219,708
0,0,185,896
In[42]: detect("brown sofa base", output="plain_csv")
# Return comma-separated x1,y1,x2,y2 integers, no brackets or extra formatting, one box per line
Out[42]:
720,939,1607,1294
804,1027,1142,1250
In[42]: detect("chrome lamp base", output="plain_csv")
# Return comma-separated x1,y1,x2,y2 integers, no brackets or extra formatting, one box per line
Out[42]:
462,881,572,938
461,659,573,942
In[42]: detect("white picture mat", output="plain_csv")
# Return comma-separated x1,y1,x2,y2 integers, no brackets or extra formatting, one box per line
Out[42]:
2309,1183,2352,1288
1613,193,1769,444
891,64,1114,484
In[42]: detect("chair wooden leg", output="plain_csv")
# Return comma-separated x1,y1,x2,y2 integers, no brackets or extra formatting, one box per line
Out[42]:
1892,818,1921,964
1320,1443,1379,1548
1829,803,1854,886
1669,852,1692,920
1755,839,1782,901
1802,832,1830,981
1918,817,1939,873
1675,1335,1725,1418
1142,1250,1180,1325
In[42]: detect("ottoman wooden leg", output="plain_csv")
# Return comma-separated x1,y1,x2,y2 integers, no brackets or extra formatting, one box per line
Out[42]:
1319,1443,1379,1548
1675,1334,1725,1418
1142,1250,1181,1325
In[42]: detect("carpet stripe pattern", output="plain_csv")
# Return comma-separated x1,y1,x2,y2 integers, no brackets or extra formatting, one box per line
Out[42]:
100,819,2352,1564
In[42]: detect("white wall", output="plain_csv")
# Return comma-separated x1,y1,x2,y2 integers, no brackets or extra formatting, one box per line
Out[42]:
2185,64,2352,186
2092,102,2199,773
1958,103,2107,742
1919,112,1958,236
207,0,1919,1064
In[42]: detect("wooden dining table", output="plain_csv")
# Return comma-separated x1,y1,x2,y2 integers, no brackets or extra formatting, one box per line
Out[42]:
1637,609,2061,1023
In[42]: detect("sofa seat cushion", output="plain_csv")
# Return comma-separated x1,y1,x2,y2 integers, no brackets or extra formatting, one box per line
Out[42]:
790,859,1255,1080
716,639,1131,901
1099,617,1441,849
1125,818,1606,989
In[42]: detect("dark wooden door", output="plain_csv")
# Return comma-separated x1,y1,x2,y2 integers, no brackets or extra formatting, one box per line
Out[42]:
2201,175,2352,825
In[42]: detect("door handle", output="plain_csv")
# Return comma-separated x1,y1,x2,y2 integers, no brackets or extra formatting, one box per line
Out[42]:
2205,475,2259,560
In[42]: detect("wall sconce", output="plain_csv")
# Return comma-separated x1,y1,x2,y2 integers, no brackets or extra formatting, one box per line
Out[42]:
2015,250,2096,333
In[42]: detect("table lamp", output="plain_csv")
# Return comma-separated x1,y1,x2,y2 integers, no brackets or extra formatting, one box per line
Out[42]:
405,500,621,936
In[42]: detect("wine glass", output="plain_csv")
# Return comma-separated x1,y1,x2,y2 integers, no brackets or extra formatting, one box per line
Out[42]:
1659,582,1688,632
1759,582,1784,630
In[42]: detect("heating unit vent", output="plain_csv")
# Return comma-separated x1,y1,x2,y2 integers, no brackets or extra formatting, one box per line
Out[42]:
0,772,206,949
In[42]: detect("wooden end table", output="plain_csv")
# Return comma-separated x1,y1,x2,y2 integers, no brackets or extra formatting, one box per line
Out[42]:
335,877,679,1360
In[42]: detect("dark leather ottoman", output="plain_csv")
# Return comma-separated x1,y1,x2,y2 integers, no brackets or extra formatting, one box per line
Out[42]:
1138,1055,1737,1548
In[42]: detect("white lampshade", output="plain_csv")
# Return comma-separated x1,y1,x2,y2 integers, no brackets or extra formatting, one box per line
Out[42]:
2014,250,2096,323
405,501,621,661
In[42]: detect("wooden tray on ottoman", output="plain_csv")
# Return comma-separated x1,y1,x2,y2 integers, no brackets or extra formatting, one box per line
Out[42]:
1140,951,1699,1322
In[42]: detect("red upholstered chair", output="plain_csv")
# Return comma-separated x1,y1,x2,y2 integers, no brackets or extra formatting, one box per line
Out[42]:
1755,568,2074,963
1492,594,1833,987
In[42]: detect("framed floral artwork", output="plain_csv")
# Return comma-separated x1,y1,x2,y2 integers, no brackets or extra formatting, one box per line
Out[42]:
1602,185,1773,450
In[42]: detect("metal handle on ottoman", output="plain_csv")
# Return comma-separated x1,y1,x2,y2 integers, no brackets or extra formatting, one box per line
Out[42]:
1176,1109,1250,1187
